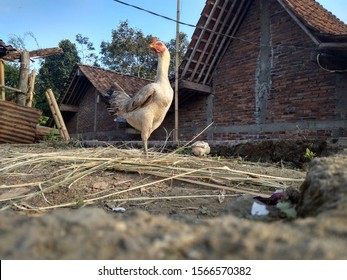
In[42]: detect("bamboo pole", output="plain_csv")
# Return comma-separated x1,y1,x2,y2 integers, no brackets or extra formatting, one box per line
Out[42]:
174,0,180,143
0,59,5,100
2,47,63,61
26,69,36,107
0,84,24,93
17,50,30,106
45,89,70,141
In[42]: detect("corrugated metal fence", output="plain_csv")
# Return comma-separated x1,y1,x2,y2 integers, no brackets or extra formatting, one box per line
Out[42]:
0,100,42,144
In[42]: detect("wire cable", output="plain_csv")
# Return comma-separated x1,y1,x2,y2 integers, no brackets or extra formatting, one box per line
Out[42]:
113,0,273,48
316,53,347,73
112,0,320,51
113,0,196,28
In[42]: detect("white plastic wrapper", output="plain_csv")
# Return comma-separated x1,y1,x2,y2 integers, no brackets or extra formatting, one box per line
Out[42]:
251,201,269,216
112,207,126,213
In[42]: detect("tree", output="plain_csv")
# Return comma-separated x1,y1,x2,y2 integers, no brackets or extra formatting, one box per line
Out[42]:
166,32,189,79
100,20,157,79
100,20,189,80
75,34,99,66
3,33,37,103
7,32,40,50
35,39,80,115
3,62,20,102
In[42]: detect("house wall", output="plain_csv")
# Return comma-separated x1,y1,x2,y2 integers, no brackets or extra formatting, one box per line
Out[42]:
65,114,77,134
63,87,99,137
65,0,347,144
151,94,209,141
67,86,141,141
174,0,347,142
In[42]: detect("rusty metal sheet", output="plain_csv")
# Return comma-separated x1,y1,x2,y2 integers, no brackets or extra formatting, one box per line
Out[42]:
0,100,42,144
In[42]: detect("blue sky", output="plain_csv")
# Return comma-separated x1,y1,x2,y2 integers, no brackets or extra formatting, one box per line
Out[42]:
1,0,346,58
0,0,205,51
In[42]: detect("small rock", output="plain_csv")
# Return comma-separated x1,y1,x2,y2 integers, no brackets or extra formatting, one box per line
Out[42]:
222,194,254,218
191,141,211,156
92,181,109,190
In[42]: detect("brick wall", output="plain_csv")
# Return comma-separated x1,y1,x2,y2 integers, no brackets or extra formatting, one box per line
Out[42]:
69,86,141,141
268,1,336,124
76,87,97,134
65,114,77,134
151,94,209,142
214,0,260,127
171,0,347,141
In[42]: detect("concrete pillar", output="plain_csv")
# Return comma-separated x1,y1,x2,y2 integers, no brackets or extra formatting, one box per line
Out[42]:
255,0,272,124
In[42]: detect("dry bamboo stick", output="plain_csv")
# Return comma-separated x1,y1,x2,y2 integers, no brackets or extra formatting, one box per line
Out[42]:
0,84,24,93
45,89,70,140
13,194,240,211
17,50,30,106
26,69,36,107
0,182,44,189
0,59,5,100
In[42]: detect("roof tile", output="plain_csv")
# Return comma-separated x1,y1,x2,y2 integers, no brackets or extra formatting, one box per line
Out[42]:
0,39,17,58
283,0,347,36
78,64,151,96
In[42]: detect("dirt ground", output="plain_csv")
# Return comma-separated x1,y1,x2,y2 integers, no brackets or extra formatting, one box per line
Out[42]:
0,142,305,220
2,142,347,260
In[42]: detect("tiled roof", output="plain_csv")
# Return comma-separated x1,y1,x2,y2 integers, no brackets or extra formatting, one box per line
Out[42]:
0,39,17,58
60,64,151,107
283,0,347,36
59,64,153,124
179,0,347,89
78,64,151,96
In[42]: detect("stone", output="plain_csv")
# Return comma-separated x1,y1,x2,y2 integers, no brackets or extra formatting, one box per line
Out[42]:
297,154,347,217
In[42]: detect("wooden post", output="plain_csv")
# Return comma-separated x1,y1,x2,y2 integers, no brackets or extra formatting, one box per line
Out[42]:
0,60,5,100
2,47,63,61
0,84,24,93
17,50,30,106
174,0,180,143
26,69,36,107
45,89,70,141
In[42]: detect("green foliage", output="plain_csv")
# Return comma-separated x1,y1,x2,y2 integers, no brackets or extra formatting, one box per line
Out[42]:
43,126,60,144
304,148,316,160
199,206,210,215
276,202,297,219
7,32,40,50
3,62,20,102
75,34,99,66
166,32,189,78
100,20,188,79
175,143,192,155
35,39,80,115
75,199,85,208
100,20,156,79
42,127,75,149
39,116,49,125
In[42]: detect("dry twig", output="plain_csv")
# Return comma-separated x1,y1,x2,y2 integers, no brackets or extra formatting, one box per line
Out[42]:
0,145,305,211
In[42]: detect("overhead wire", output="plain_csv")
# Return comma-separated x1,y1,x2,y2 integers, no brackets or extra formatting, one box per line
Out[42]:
113,0,347,73
113,0,265,47
112,0,316,51
113,0,196,28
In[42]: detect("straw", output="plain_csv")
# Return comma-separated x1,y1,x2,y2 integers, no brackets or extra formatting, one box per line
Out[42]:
0,145,305,211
